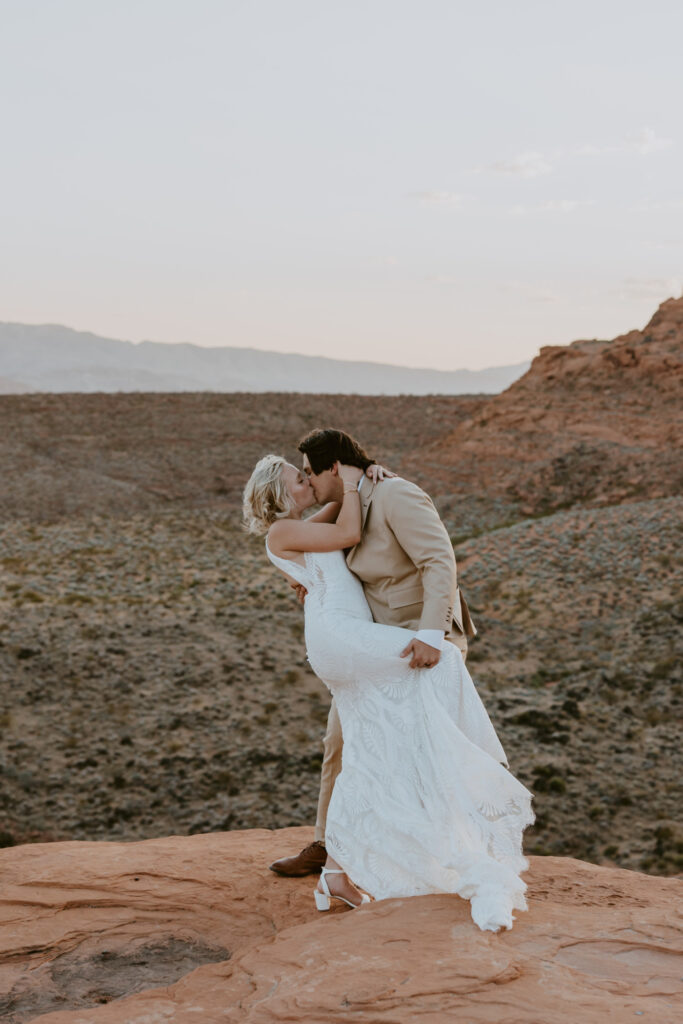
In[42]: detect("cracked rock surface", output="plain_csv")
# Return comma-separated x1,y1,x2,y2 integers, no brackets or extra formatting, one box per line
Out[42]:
1,827,681,1023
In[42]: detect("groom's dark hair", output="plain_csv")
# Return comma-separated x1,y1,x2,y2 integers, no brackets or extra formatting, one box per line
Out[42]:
298,428,374,475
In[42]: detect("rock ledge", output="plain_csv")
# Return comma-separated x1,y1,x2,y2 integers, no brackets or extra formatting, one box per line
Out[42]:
1,827,681,1023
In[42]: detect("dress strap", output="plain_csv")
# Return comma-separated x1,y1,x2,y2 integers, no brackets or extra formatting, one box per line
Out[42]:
265,538,311,588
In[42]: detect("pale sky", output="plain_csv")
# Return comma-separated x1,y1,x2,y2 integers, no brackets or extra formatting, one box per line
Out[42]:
1,0,682,370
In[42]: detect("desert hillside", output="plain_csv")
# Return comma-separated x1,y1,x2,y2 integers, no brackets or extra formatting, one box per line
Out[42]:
0,298,681,879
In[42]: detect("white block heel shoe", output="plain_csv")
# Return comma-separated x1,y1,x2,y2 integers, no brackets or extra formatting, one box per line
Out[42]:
314,867,371,911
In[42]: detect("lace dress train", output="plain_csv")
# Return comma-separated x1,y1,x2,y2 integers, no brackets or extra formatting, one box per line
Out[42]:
266,542,534,931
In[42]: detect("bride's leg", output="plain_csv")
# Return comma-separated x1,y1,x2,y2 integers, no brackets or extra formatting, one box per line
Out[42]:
316,854,366,907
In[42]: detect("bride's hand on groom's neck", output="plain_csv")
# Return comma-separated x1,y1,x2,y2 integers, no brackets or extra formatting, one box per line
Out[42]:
366,463,395,483
337,463,364,487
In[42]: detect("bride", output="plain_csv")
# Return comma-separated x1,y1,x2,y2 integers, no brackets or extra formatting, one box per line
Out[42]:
243,453,534,932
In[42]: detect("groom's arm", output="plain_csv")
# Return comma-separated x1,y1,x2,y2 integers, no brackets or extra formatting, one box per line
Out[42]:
381,478,457,635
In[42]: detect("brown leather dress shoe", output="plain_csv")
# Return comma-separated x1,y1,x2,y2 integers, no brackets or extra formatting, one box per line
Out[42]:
269,840,327,876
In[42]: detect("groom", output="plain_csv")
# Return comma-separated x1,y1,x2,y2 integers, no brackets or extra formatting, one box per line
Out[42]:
269,427,476,876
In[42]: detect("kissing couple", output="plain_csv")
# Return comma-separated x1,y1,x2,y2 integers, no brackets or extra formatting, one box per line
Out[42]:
243,428,534,931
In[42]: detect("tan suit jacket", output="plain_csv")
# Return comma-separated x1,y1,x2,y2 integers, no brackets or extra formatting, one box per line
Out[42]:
345,476,476,642
314,474,476,842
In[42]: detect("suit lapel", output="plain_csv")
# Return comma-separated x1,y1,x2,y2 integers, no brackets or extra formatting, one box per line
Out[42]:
346,477,377,563
359,475,376,532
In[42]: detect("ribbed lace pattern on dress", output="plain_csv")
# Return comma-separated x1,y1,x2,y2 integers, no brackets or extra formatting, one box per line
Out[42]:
265,539,534,932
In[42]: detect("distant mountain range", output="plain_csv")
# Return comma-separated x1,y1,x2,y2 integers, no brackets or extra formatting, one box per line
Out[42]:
0,323,529,395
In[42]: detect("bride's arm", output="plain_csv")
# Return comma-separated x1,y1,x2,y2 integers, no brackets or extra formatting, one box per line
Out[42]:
270,466,362,553
305,501,341,524
303,464,394,525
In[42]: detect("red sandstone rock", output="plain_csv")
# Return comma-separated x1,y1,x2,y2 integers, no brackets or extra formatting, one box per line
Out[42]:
1,827,681,1023
410,296,683,512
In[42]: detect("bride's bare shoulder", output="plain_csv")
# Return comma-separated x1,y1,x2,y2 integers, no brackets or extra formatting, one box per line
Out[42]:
266,519,288,548
267,518,304,555
266,521,309,566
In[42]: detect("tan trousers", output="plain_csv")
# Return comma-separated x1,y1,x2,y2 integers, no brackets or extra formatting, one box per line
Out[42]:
314,633,467,843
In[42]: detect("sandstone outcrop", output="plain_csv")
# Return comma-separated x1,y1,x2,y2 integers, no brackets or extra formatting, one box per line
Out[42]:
417,296,683,513
1,827,681,1023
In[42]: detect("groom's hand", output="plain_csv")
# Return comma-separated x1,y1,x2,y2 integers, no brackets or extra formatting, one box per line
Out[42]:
290,582,307,604
400,638,441,669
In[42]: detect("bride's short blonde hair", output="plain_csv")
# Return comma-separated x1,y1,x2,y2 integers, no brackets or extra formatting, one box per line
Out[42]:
242,454,296,535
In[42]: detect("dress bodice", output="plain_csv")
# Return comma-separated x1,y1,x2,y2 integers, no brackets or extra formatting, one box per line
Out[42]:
264,539,311,587
265,540,370,620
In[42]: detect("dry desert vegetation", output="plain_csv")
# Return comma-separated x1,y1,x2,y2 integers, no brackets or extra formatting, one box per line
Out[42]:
0,298,681,877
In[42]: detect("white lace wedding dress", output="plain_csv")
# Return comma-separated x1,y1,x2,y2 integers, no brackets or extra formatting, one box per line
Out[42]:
266,541,534,931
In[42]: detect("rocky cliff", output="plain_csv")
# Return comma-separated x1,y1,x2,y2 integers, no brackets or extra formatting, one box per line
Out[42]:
2,827,681,1023
416,296,683,515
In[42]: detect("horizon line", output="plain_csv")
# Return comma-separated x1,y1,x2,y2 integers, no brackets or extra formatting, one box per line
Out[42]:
0,320,535,376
